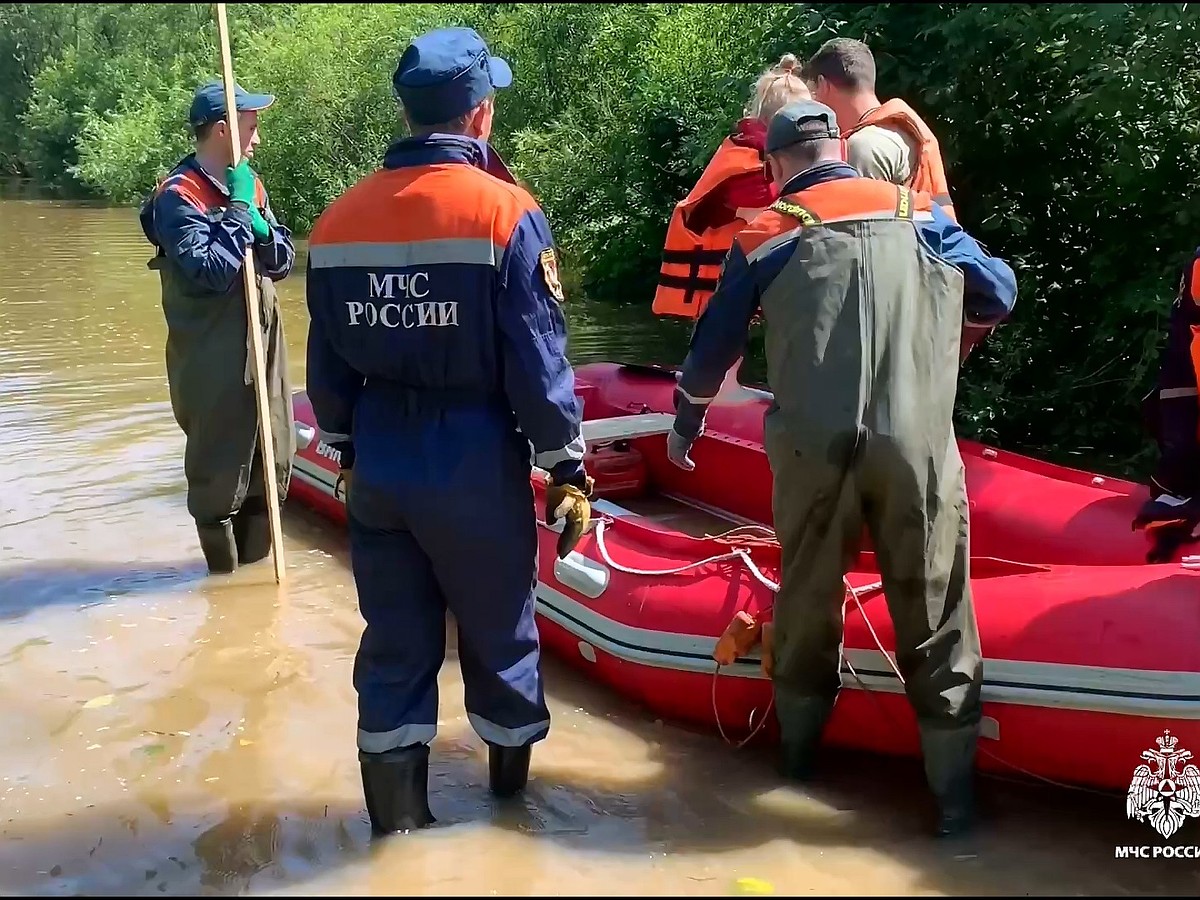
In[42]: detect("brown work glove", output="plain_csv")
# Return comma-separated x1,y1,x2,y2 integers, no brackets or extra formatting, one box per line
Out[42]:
544,473,595,559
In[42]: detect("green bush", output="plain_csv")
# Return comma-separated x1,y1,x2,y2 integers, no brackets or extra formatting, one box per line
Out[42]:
4,2,1200,478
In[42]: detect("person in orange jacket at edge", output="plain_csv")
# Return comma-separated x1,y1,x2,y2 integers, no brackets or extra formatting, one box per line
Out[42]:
652,52,813,323
802,37,991,363
303,27,594,834
1134,245,1200,562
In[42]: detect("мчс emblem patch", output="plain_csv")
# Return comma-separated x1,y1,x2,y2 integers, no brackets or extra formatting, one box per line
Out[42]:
539,248,565,303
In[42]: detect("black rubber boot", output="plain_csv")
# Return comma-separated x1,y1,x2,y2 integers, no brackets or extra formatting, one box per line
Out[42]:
774,692,835,781
197,522,238,575
232,499,271,566
487,742,532,799
918,721,979,838
360,744,436,834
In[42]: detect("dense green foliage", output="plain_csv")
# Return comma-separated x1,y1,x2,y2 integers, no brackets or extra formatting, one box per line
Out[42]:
3,2,1199,476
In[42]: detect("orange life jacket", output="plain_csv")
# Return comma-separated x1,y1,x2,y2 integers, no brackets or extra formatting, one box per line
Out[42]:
843,98,957,222
734,178,935,259
653,139,766,319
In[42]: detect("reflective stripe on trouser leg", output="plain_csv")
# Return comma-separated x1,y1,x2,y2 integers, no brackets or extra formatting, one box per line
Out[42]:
413,461,551,748
467,714,549,747
349,511,447,753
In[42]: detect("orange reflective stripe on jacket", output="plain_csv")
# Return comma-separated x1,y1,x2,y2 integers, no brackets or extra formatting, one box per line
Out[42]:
157,167,268,213
844,98,957,222
734,177,932,260
653,139,765,319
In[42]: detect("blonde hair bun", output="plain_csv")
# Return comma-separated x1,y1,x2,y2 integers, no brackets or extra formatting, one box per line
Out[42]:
746,52,812,123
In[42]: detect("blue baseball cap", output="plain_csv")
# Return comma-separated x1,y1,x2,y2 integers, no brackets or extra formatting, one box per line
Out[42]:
392,27,512,126
765,99,841,153
188,80,275,129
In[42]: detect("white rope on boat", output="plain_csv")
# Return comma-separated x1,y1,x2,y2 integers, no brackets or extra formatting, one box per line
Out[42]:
591,514,891,675
591,517,781,592
591,515,895,748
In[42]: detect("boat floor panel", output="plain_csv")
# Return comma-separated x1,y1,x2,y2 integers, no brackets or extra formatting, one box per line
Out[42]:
614,493,746,539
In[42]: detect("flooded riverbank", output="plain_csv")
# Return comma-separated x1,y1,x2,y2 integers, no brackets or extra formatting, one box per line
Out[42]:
0,194,1195,896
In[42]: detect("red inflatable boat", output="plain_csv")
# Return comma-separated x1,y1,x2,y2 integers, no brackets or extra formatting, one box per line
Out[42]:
286,362,1200,794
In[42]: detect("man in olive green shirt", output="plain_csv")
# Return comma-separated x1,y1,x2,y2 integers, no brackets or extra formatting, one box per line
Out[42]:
846,120,921,185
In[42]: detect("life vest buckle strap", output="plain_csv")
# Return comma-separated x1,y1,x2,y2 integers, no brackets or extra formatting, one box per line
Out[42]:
657,273,721,295
660,248,729,266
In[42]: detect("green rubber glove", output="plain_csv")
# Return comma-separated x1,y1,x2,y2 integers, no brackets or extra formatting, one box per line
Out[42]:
227,159,256,205
248,206,271,243
226,159,272,242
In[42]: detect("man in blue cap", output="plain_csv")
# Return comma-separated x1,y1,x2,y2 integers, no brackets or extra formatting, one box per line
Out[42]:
667,99,1018,838
139,80,297,575
304,27,592,834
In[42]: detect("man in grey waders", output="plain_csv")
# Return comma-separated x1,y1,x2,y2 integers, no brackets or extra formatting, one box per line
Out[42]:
139,81,297,574
666,100,1018,837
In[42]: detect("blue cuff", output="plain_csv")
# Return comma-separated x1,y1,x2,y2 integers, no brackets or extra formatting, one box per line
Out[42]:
672,388,707,441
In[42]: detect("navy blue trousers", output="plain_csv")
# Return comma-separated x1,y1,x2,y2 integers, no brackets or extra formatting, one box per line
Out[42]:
346,422,550,755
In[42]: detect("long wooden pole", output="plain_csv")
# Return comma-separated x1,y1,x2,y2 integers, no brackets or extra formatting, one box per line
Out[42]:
214,2,287,585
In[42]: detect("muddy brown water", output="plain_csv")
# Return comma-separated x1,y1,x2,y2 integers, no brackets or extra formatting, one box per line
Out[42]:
0,188,1196,896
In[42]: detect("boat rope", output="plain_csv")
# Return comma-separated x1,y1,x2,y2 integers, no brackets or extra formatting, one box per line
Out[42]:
587,513,1130,799
592,517,782,592
712,665,774,749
